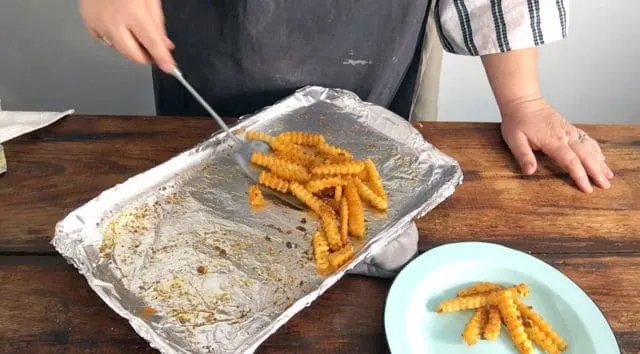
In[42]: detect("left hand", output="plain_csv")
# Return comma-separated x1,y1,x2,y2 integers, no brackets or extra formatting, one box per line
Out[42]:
500,98,614,193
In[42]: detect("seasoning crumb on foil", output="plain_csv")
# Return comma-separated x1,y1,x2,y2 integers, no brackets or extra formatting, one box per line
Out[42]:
52,86,463,353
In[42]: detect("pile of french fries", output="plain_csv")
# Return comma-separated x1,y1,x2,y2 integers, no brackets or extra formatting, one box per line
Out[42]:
244,130,388,275
436,282,568,354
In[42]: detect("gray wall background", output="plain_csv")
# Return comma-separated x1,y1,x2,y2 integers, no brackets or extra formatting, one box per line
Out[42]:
1,1,638,124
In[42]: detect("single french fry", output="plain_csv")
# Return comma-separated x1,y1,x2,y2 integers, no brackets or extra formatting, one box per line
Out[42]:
289,182,326,214
516,300,568,351
339,196,349,244
483,305,502,340
258,171,289,193
344,181,365,238
496,290,533,354
250,152,311,182
311,161,365,175
457,282,505,297
245,130,275,144
353,177,387,211
320,205,342,251
248,184,264,208
462,307,488,345
328,244,354,269
312,231,332,275
364,158,386,200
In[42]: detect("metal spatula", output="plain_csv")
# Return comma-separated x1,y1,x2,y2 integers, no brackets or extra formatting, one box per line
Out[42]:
171,67,305,210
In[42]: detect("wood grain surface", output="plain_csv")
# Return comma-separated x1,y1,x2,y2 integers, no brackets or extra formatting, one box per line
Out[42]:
0,115,638,353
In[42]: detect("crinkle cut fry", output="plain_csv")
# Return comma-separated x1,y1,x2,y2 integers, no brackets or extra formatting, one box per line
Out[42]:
320,205,342,251
353,177,387,211
311,161,365,175
495,290,534,354
289,182,326,214
436,283,529,313
462,307,488,345
516,300,568,351
457,282,505,297
245,130,275,144
250,151,311,182
271,138,319,167
328,244,354,270
483,305,502,340
339,196,349,244
316,142,353,161
276,131,325,146
523,321,561,354
364,158,386,200
258,171,289,193
312,231,332,275
305,177,345,194
344,180,365,239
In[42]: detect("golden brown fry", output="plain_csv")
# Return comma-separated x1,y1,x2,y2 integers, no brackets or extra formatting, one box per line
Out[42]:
311,161,365,175
344,181,365,239
516,301,568,351
271,139,319,167
339,196,349,244
312,231,332,275
248,184,264,208
364,158,386,200
258,171,289,193
356,169,369,182
305,177,346,194
496,290,534,354
483,305,502,340
289,182,326,214
316,142,353,161
353,177,388,211
457,282,505,297
276,131,325,146
250,152,311,182
245,130,275,144
334,185,343,203
320,205,342,251
462,307,488,345
436,283,529,313
523,321,561,354
328,244,354,269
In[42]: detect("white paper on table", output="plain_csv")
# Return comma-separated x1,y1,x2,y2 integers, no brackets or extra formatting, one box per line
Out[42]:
0,107,75,174
0,109,75,144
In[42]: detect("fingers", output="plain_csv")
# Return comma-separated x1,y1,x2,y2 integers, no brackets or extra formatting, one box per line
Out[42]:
80,0,175,72
503,130,537,175
544,143,593,193
109,27,151,65
570,135,613,188
129,12,175,72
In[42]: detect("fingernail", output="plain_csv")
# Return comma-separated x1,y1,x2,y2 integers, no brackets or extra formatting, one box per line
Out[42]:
523,163,535,175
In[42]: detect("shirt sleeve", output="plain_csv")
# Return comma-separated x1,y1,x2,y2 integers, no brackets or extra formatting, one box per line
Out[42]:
434,0,569,56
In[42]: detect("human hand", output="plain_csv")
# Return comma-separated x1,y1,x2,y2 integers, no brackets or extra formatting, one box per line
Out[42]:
500,98,613,193
79,0,176,73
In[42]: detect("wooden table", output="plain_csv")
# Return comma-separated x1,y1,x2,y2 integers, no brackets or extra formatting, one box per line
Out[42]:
0,115,638,353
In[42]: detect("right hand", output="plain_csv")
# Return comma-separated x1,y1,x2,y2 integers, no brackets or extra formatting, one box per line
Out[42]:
79,0,176,73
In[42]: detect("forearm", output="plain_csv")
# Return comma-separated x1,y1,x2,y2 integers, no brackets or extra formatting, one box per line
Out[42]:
481,47,543,116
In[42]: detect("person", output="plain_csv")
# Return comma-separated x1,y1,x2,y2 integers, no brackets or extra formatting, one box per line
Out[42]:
79,0,613,277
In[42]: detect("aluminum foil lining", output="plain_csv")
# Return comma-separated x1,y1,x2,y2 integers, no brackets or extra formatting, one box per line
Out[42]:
52,86,463,353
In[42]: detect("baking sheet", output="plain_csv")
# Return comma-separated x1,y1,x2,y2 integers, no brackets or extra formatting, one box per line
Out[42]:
52,86,463,353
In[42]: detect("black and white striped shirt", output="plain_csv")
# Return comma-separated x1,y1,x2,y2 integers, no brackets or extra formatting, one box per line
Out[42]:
435,0,569,55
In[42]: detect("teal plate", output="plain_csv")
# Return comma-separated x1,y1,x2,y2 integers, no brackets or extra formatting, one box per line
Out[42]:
384,242,619,354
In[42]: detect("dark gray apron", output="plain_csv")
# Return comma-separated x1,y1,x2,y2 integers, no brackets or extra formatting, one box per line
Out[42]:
153,0,429,119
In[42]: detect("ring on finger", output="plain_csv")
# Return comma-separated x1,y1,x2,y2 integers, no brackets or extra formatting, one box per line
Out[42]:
577,129,588,143
98,35,113,47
